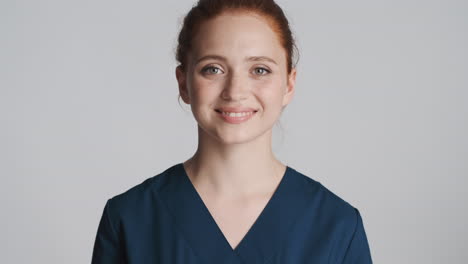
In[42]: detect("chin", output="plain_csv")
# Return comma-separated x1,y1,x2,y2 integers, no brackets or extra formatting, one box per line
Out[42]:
215,127,271,146
196,115,274,145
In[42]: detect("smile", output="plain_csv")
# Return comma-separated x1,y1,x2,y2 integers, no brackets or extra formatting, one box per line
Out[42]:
214,109,258,124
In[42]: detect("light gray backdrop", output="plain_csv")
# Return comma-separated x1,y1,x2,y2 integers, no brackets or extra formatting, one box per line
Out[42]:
1,0,467,263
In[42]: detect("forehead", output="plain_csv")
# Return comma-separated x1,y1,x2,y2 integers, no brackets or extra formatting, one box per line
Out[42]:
190,12,286,64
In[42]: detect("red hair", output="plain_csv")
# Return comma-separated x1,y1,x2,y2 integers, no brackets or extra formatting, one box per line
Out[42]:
175,0,299,73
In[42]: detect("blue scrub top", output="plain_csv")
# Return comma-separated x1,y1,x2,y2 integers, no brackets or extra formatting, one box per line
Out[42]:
92,163,373,263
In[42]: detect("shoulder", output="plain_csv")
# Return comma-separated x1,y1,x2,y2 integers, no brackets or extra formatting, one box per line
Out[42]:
103,163,180,219
288,166,361,227
288,167,372,262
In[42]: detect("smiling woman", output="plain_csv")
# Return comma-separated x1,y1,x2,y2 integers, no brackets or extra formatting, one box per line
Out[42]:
91,0,373,263
176,10,295,145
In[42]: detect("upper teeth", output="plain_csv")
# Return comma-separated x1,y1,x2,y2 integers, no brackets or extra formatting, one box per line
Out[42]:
221,111,254,117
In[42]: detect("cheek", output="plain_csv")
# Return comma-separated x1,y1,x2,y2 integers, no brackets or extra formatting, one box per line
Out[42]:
191,77,221,103
254,77,286,105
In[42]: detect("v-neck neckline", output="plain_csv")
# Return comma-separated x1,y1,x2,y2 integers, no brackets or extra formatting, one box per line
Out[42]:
179,162,291,252
158,162,310,264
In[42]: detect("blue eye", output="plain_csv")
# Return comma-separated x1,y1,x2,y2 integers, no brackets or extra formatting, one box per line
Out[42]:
254,67,270,75
202,66,223,75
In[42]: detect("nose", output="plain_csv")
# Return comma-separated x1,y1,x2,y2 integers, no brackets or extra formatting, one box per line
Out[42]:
220,72,249,101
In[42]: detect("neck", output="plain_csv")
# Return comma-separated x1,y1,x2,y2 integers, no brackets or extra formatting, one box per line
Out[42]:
183,125,286,198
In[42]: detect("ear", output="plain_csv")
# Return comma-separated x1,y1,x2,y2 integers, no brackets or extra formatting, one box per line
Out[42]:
176,66,190,104
282,68,296,107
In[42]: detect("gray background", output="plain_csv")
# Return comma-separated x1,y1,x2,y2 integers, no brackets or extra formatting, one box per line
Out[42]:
1,0,467,263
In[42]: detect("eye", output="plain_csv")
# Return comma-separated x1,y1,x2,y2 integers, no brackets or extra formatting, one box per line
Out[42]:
201,66,224,75
253,67,271,75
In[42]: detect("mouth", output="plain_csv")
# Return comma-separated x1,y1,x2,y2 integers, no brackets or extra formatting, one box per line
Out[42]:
214,109,258,116
214,109,258,124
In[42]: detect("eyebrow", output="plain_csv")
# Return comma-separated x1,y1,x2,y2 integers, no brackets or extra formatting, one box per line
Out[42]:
248,56,278,65
195,55,278,65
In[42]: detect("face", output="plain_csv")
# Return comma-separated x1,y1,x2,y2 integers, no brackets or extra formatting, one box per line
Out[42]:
176,11,296,145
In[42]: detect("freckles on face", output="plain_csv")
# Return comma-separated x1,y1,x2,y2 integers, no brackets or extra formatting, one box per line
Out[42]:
187,11,289,87
251,76,285,107
181,11,293,143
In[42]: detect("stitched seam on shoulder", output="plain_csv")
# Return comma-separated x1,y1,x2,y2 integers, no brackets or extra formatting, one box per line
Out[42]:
341,207,359,263
105,199,119,240
264,184,321,264
152,189,205,263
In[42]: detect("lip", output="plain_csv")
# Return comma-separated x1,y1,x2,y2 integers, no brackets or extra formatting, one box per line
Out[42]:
214,108,258,124
216,107,258,113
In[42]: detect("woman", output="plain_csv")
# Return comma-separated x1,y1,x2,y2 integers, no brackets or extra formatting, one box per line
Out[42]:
91,0,373,263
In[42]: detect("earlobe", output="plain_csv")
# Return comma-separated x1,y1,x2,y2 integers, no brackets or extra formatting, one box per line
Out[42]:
282,68,297,107
176,66,190,104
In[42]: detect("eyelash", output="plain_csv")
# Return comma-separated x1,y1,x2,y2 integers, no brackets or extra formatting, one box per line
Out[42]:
201,66,223,75
253,67,271,75
201,66,271,75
